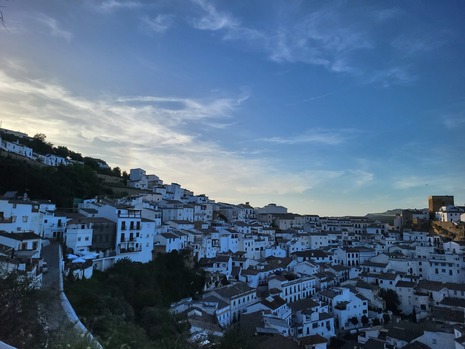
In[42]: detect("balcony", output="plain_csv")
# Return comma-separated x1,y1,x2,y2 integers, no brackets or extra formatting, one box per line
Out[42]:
120,246,142,253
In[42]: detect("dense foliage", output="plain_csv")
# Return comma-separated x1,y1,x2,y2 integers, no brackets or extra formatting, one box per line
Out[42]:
0,271,47,348
0,155,113,208
65,252,206,348
379,288,401,315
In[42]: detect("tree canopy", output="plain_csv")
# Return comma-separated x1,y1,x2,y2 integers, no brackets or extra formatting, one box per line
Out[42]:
65,252,206,348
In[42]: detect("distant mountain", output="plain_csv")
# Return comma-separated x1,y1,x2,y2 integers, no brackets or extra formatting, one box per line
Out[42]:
365,209,404,217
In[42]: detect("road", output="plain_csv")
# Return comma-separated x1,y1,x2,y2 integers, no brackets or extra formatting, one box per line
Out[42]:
41,241,72,332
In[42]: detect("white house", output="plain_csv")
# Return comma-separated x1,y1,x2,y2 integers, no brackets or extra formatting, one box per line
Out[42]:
203,282,258,324
0,196,44,235
436,206,464,223
319,287,368,330
268,273,316,303
64,218,93,254
290,298,335,340
0,140,33,159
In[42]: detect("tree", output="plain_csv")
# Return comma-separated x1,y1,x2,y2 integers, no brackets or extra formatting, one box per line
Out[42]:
383,313,390,324
0,271,47,348
379,288,401,315
372,318,381,326
361,315,369,326
122,170,129,185
30,133,54,154
33,133,46,142
69,150,83,161
350,316,359,326
54,145,70,158
112,166,122,177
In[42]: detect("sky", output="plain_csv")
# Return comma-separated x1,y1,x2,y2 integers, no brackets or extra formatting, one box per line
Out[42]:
1,0,464,216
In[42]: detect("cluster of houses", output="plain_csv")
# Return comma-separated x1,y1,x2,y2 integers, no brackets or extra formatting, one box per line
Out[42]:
0,165,465,348
0,129,109,169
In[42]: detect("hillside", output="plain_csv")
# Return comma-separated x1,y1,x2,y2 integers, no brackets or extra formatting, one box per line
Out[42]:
0,153,116,208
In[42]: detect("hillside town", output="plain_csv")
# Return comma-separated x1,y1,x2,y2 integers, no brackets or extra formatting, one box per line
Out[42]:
1,130,465,349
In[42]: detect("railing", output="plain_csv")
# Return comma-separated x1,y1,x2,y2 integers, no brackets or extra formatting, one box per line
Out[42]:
120,247,142,253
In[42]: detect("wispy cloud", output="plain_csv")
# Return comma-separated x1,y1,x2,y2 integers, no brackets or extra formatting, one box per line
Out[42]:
140,14,173,33
260,128,359,146
442,111,465,129
393,175,432,190
372,8,403,22
96,0,142,12
35,14,72,42
190,0,239,31
116,94,248,125
0,67,376,208
349,170,374,187
189,0,378,76
391,30,451,56
365,66,416,87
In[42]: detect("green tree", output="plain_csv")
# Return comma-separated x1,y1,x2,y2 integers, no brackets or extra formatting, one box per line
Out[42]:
0,271,47,348
383,313,390,324
83,157,100,171
30,133,54,154
219,328,253,349
68,150,84,161
112,166,122,177
379,289,401,315
54,145,70,158
65,252,206,349
122,170,129,185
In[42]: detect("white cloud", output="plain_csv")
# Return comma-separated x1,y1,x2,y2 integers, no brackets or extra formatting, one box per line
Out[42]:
97,0,142,12
190,0,239,31
189,0,376,76
349,170,374,187
140,14,173,33
365,67,416,87
393,176,430,190
116,94,248,125
0,68,344,203
260,128,359,146
391,31,451,56
35,14,72,42
442,111,465,129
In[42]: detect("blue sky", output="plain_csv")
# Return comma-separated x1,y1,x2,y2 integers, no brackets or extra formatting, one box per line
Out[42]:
1,0,464,216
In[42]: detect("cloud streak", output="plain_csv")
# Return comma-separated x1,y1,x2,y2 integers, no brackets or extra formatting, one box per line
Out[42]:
35,14,72,41
140,14,173,33
95,0,142,12
260,129,360,146
188,1,425,87
0,68,350,203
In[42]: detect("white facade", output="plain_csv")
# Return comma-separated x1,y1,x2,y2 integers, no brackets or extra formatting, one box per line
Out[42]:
436,206,464,222
268,274,316,303
320,287,368,330
1,140,33,159
65,221,93,254
0,198,43,235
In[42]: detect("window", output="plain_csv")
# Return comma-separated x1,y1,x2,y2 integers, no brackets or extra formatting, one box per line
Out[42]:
22,216,28,222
